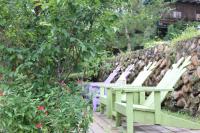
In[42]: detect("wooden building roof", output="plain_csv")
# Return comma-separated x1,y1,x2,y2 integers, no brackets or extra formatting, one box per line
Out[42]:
177,0,200,4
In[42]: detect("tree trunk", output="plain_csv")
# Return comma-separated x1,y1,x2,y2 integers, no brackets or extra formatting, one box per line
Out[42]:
125,26,131,52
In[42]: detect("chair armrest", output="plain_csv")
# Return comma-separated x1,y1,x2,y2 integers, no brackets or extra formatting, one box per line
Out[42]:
122,86,173,93
94,84,173,92
79,82,106,86
88,83,118,88
80,83,173,93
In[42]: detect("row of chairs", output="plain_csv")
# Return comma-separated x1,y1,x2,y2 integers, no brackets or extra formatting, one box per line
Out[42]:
86,56,200,133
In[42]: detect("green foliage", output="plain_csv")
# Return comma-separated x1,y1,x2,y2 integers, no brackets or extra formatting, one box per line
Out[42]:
0,75,92,132
143,25,200,49
164,21,200,40
0,0,123,132
163,109,200,124
80,51,111,79
171,26,200,45
144,40,168,48
112,0,166,50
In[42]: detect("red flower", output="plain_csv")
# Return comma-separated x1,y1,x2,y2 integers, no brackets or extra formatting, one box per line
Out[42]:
61,80,66,84
36,123,42,128
60,80,67,87
76,80,82,84
37,106,45,111
45,111,48,115
0,91,4,96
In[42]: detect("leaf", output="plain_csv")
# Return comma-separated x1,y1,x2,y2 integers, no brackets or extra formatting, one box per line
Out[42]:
57,0,61,4
70,37,76,42
39,22,52,26
0,44,5,50
5,111,12,117
61,29,69,38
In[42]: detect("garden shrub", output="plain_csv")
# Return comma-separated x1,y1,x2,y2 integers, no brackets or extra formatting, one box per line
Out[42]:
0,0,120,132
164,21,200,41
171,26,200,45
0,75,92,132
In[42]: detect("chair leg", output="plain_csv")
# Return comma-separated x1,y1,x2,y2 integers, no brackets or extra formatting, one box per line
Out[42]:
106,89,112,118
100,103,104,114
111,92,116,118
126,114,134,133
126,93,134,133
92,97,99,112
115,112,121,127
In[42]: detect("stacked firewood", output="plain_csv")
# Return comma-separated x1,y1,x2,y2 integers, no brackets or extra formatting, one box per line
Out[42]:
167,38,200,116
98,37,200,116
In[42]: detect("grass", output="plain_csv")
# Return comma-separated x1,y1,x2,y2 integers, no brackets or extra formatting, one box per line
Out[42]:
144,40,170,48
143,26,200,49
162,109,200,124
171,26,200,45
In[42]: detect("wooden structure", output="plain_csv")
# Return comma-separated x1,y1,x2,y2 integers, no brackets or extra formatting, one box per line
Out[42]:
89,112,200,133
159,0,200,28
97,57,200,133
99,62,157,118
88,66,121,111
88,64,134,111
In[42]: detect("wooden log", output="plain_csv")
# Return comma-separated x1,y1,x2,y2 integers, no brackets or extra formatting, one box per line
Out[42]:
187,64,196,72
196,67,200,78
172,90,184,100
182,74,189,84
182,85,190,93
197,105,200,116
176,97,187,108
191,55,199,66
189,42,197,51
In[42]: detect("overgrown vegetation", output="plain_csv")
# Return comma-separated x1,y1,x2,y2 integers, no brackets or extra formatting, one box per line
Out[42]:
164,21,200,41
0,0,124,132
143,22,200,48
171,26,200,45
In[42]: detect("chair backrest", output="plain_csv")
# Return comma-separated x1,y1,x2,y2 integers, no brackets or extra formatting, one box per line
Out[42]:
131,61,157,86
103,64,134,96
116,64,135,84
120,61,157,103
143,56,191,108
88,66,121,93
104,66,121,84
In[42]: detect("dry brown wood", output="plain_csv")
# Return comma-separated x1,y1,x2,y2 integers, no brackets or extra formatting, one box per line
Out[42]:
191,55,199,66
187,65,195,71
176,97,187,108
189,42,197,51
172,90,184,100
182,85,189,93
197,67,200,78
182,74,189,84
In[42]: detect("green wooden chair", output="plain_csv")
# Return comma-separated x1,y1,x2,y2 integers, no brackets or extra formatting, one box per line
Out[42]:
108,56,200,133
99,61,157,119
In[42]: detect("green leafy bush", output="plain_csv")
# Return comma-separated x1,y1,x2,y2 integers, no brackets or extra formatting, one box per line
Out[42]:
171,26,200,45
0,74,92,132
0,0,121,132
164,21,200,41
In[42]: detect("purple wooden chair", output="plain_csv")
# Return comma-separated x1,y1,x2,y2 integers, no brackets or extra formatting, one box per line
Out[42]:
89,64,134,111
